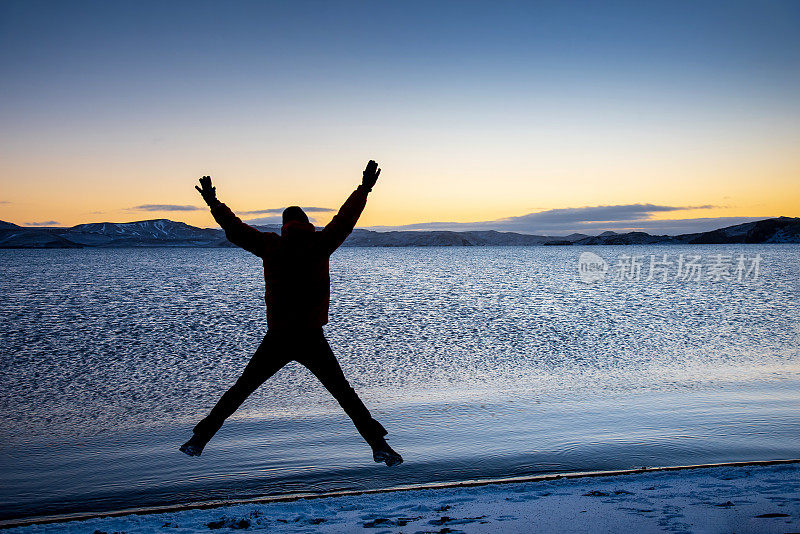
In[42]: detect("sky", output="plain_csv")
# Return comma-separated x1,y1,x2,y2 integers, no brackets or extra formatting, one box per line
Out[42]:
1,0,798,235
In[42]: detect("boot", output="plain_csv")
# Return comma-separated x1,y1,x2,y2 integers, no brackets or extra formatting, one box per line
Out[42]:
371,438,403,467
179,434,207,457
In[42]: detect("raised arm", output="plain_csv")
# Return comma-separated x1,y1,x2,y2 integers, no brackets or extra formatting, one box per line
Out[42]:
195,175,275,256
320,160,380,253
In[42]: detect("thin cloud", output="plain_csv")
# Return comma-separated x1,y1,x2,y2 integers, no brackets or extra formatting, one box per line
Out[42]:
367,204,732,235
25,220,60,226
0,200,11,205
240,206,334,215
244,216,284,226
129,204,203,212
497,204,717,225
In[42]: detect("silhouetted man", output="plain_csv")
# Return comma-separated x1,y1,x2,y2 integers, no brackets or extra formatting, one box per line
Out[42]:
181,160,402,466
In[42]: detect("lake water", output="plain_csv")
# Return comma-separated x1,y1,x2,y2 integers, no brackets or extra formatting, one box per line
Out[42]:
1,245,799,521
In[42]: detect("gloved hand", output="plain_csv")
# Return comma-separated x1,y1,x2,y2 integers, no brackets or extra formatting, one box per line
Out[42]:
195,175,220,207
362,160,381,191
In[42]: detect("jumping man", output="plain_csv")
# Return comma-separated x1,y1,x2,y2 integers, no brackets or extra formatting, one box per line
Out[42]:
180,160,402,466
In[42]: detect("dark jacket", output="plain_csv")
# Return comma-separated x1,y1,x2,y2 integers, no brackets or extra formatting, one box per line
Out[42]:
210,185,370,330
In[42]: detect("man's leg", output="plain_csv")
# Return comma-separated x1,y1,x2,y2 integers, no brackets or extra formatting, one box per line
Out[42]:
297,330,402,466
182,332,289,456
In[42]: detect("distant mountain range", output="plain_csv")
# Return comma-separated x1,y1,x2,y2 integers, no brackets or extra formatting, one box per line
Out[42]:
1,217,798,248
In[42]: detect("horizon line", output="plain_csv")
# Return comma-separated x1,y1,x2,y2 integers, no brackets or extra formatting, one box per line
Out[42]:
2,215,795,238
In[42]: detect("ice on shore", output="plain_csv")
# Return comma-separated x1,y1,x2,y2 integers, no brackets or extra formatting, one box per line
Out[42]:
7,463,799,533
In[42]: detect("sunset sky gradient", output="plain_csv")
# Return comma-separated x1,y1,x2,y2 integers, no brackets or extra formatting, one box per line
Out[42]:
1,1,798,234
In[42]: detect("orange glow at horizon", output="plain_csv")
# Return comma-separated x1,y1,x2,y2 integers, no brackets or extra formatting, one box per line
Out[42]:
2,130,798,230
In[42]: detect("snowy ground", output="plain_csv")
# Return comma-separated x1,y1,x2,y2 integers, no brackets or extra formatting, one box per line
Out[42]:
5,463,799,533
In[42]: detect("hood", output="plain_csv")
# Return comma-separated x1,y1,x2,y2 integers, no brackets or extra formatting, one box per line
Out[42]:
281,220,315,238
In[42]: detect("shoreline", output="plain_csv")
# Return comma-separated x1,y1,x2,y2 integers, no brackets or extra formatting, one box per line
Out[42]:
3,458,798,530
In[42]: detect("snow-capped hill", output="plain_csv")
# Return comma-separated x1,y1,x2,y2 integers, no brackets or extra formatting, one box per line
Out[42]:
576,231,669,245
70,219,211,239
60,219,226,247
681,217,800,244
0,228,80,248
342,229,556,246
563,233,590,242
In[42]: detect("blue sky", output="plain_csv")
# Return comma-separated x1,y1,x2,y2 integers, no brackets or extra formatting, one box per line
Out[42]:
1,0,798,234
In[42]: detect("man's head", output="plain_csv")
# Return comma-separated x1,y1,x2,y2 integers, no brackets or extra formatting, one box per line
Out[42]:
282,206,309,225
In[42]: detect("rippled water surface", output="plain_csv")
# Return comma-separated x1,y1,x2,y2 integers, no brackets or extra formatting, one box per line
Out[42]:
1,245,799,520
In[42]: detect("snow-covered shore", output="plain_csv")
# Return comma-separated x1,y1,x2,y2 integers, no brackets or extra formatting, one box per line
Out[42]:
5,462,799,533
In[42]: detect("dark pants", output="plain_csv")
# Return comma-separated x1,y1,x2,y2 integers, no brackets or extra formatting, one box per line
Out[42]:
193,328,387,447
